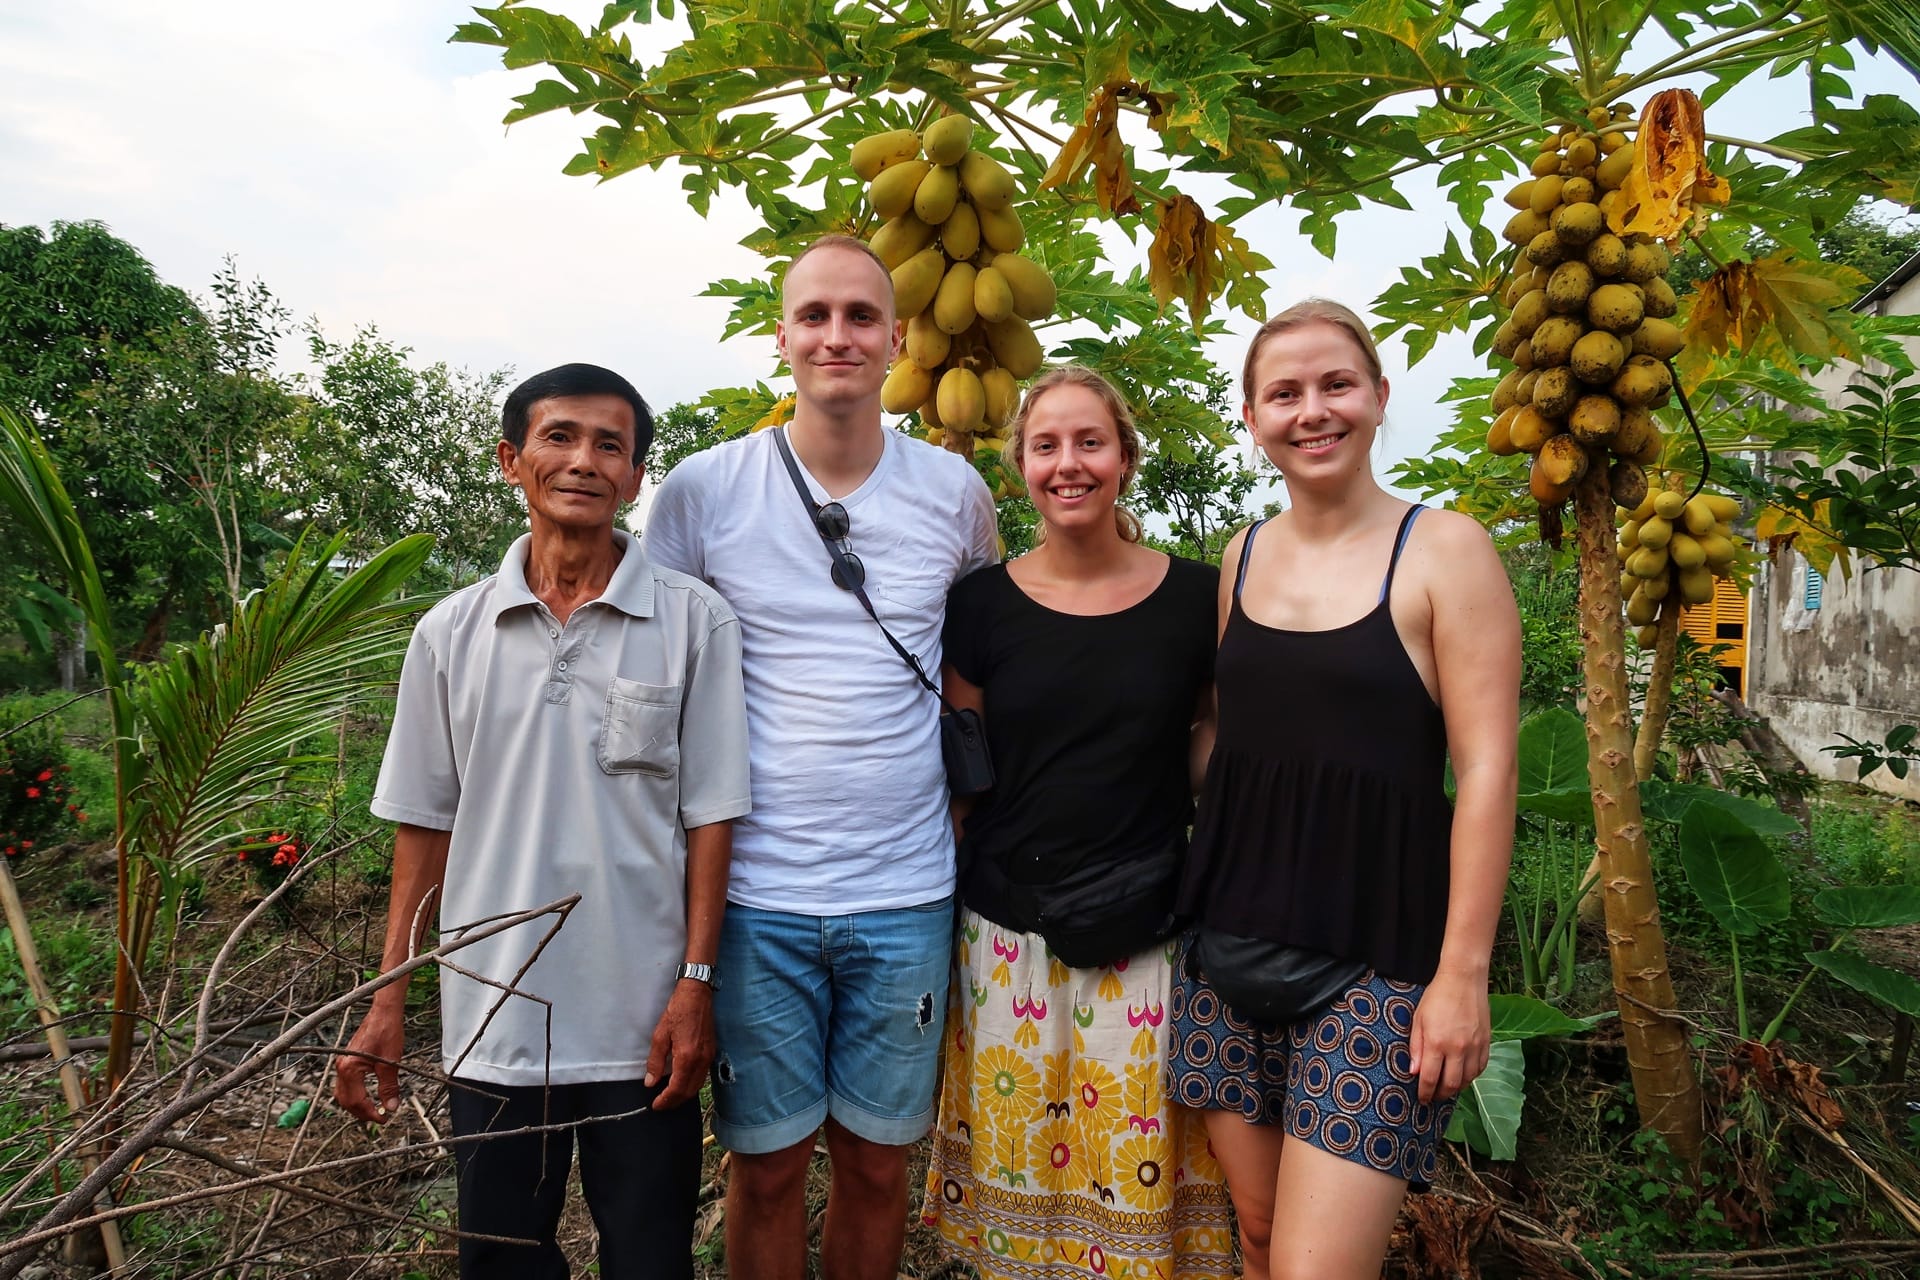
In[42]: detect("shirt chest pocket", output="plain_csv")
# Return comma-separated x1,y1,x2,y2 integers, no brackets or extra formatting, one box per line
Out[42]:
598,677,682,777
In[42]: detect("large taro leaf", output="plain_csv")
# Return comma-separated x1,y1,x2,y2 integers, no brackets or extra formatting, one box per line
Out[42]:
1807,949,1920,1019
1445,1039,1525,1161
1679,803,1791,937
1489,994,1614,1042
1518,707,1586,794
1641,779,1801,838
1813,885,1920,931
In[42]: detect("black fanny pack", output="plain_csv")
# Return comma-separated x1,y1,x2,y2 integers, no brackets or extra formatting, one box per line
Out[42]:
1185,928,1367,1027
975,846,1180,969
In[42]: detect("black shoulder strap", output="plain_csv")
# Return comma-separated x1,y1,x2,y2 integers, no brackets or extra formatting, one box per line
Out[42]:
1378,504,1425,604
771,428,950,707
1233,518,1268,600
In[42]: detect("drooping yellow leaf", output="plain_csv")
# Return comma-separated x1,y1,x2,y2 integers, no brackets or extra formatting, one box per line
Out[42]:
1611,88,1728,242
1148,194,1206,312
1040,85,1138,215
1684,255,1869,368
1755,500,1852,579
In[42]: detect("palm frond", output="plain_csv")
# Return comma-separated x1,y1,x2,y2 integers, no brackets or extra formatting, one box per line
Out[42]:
125,530,436,878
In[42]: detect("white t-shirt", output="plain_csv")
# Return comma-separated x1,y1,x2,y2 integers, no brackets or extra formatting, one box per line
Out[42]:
645,427,998,913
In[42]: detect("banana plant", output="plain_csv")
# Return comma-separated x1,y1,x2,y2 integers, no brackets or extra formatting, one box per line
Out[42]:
0,402,434,1091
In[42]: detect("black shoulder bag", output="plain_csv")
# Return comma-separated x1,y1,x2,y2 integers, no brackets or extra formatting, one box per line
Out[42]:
770,428,995,797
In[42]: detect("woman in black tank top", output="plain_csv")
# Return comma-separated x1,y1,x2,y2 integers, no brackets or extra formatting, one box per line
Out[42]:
1167,301,1520,1280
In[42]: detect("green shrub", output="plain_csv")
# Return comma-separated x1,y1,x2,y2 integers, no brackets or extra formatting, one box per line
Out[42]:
0,697,79,859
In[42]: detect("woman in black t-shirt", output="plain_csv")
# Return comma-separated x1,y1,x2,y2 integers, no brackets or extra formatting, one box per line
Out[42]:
918,366,1235,1279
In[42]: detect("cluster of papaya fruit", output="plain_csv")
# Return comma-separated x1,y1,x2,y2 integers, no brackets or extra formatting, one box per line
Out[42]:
852,115,1059,453
1484,104,1686,509
1616,483,1749,642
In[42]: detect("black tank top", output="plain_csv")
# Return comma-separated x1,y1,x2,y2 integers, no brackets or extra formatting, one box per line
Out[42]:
1177,505,1453,983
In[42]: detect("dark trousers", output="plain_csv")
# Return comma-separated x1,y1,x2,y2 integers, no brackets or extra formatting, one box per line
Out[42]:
447,1076,701,1280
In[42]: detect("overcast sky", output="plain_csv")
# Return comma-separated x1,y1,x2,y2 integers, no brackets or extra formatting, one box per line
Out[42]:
3,2,1913,505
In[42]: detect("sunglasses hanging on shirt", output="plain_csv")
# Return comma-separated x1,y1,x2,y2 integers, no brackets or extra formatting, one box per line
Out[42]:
771,428,995,797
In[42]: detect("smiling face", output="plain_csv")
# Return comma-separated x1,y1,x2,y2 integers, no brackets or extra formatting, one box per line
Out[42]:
1243,320,1391,484
776,242,901,414
1017,382,1132,538
497,393,644,533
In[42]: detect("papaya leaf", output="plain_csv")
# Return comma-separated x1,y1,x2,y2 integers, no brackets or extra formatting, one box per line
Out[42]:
1813,885,1920,930
1807,949,1920,1019
1679,803,1792,938
1444,1039,1525,1161
1490,994,1612,1042
1371,226,1506,367
1822,2,1920,80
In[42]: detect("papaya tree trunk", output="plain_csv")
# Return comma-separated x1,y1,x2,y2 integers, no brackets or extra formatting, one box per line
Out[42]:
1573,465,1703,1164
1581,602,1681,921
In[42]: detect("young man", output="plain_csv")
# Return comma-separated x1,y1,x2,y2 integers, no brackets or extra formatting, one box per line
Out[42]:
646,235,998,1280
333,363,751,1280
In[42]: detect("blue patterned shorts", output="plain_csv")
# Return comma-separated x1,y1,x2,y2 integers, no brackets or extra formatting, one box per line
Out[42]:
1166,943,1453,1188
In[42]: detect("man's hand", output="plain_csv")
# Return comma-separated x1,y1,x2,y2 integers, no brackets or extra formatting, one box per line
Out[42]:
644,979,716,1109
334,1006,405,1124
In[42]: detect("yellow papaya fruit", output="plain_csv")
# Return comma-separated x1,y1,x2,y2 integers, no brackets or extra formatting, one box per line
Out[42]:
1638,513,1674,550
1588,283,1645,334
1702,493,1742,523
1529,453,1575,505
1538,433,1590,486
984,315,1044,378
881,358,935,415
1509,406,1559,453
905,312,950,369
913,163,960,224
1609,459,1649,510
974,266,1015,324
958,151,1014,209
1668,531,1706,569
982,366,1019,429
1631,318,1684,360
923,115,975,167
941,202,981,260
1682,496,1716,536
1569,394,1622,445
937,366,987,432
934,261,979,335
870,160,930,220
891,247,945,320
992,253,1057,320
851,129,922,181
871,213,936,270
1487,405,1521,456
1627,545,1669,579
1678,564,1714,604
978,201,1025,253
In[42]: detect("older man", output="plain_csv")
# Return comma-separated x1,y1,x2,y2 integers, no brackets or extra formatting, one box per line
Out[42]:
334,363,750,1280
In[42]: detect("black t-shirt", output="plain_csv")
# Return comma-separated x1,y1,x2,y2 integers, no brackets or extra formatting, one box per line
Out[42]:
942,555,1220,927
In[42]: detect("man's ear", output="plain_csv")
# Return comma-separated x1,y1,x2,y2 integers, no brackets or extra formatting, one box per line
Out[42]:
620,463,646,505
498,438,522,486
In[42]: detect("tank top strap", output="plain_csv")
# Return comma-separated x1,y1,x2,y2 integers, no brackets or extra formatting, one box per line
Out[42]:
1377,505,1425,604
1234,519,1269,600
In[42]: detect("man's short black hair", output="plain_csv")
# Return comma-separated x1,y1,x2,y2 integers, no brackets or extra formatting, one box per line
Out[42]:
501,364,654,464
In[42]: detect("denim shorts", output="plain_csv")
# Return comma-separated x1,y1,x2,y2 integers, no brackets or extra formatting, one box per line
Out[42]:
1167,943,1454,1189
710,896,954,1154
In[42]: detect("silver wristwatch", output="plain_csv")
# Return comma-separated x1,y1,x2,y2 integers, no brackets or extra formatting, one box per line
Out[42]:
676,961,715,986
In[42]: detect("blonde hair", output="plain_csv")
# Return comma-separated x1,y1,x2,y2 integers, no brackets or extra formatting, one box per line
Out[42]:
1240,298,1385,403
1008,364,1144,544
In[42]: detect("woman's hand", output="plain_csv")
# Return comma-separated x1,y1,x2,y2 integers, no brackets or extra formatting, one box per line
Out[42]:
1406,968,1491,1104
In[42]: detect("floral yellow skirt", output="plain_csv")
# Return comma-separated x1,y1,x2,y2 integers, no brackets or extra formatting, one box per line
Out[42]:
921,908,1236,1280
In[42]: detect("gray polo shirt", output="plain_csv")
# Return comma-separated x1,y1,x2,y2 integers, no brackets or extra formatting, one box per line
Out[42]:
372,530,751,1085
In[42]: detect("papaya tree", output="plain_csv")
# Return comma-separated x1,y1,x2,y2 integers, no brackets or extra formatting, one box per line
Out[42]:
460,0,1920,1162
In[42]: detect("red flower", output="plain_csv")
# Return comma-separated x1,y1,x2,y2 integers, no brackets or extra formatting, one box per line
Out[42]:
236,849,249,862
36,769,52,782
20,841,31,849
74,812,87,823
25,787,40,799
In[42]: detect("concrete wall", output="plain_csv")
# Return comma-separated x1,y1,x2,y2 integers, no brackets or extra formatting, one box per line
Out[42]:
1744,258,1920,801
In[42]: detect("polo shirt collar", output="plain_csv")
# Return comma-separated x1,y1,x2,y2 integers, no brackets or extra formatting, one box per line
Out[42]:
489,528,656,621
